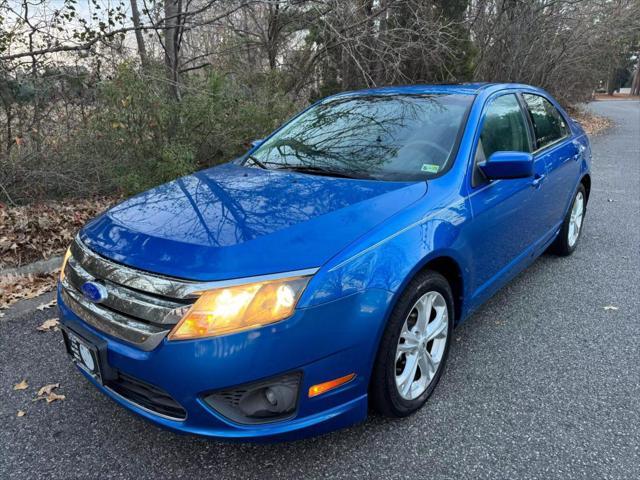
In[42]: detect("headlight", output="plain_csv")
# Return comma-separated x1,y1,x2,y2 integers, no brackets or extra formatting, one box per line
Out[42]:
59,247,72,282
168,276,311,340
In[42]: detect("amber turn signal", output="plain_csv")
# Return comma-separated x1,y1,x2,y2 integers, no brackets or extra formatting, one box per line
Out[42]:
308,373,356,398
59,247,72,282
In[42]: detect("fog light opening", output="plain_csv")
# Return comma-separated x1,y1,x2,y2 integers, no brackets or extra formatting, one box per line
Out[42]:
203,372,301,424
238,384,297,419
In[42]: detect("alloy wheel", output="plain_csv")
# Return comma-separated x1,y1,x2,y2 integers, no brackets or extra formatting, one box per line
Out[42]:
395,291,449,400
568,191,585,247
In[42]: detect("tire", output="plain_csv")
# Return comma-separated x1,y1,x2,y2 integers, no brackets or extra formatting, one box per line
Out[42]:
370,270,454,418
551,183,587,256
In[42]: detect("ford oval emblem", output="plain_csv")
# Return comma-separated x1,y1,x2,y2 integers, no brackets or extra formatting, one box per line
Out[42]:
81,281,108,304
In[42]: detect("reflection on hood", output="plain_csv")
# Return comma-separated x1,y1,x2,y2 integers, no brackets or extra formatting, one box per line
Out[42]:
81,163,426,281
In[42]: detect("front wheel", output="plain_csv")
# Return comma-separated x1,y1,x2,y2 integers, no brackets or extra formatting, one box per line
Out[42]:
370,270,453,417
551,184,587,256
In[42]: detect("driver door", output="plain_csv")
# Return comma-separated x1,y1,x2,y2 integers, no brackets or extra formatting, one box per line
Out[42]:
465,93,549,304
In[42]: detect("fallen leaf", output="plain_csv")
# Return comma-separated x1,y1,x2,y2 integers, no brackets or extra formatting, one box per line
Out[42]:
37,383,60,397
45,392,66,403
17,410,26,417
13,379,28,390
603,305,619,311
36,318,60,332
35,383,65,403
36,299,57,311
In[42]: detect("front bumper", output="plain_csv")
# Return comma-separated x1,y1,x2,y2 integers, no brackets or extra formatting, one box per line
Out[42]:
57,284,392,441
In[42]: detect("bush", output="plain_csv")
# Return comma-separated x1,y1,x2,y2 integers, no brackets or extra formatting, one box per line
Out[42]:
82,63,297,195
0,62,298,203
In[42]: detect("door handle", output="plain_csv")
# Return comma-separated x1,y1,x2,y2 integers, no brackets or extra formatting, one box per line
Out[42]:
572,141,586,161
531,173,546,188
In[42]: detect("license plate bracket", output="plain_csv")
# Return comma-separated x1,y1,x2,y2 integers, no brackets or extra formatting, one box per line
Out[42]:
61,324,116,384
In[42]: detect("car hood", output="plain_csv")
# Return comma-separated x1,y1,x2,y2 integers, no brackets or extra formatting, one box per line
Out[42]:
80,163,426,281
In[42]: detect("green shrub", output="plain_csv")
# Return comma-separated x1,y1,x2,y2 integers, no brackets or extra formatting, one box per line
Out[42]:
0,62,298,202
86,64,298,194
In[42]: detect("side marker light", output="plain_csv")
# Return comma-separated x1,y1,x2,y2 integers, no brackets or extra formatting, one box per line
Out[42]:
308,373,356,398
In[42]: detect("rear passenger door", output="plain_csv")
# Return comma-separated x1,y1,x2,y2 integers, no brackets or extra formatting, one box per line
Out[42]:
521,93,579,233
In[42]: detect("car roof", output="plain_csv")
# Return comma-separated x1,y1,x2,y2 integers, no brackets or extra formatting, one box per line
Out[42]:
327,82,539,99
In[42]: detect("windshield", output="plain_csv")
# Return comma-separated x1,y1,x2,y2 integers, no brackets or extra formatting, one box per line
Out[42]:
244,94,473,181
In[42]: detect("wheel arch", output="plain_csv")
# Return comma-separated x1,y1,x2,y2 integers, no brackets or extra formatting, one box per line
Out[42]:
392,253,465,326
418,256,464,324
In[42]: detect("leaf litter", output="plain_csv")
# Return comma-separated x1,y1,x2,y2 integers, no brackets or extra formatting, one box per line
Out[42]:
0,197,117,269
0,272,58,310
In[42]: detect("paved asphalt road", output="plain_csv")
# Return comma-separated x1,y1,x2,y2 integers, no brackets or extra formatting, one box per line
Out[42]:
1,100,639,480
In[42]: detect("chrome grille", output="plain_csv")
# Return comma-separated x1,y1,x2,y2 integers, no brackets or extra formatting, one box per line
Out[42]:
61,236,320,351
61,237,197,351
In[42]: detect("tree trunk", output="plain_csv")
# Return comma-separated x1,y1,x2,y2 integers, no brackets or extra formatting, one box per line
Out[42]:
266,2,281,70
606,67,617,96
2,101,12,154
163,0,180,102
360,0,375,86
130,0,148,68
374,0,388,84
631,57,640,96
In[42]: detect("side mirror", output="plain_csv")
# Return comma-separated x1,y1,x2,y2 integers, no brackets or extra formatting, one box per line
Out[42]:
479,151,534,180
250,138,264,149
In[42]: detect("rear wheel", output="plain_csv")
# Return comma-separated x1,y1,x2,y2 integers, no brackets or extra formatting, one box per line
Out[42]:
552,184,586,256
370,270,453,417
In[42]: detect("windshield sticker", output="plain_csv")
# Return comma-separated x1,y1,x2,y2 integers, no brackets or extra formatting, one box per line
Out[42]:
421,164,440,174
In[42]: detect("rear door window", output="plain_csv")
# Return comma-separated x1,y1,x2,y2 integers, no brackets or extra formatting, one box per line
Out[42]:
522,94,569,150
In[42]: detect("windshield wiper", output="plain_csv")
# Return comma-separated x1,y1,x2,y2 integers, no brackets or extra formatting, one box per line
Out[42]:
245,158,367,179
245,155,268,169
274,165,364,179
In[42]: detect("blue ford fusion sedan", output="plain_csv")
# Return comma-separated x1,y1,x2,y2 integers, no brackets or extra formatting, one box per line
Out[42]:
58,83,591,441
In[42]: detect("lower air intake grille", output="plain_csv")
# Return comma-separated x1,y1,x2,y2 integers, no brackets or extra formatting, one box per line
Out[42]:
107,373,186,420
